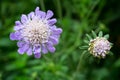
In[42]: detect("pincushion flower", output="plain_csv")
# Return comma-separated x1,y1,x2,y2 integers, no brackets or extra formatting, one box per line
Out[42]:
81,31,112,58
88,37,111,58
10,7,62,58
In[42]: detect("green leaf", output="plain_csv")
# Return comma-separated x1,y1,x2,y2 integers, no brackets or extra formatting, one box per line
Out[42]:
92,30,97,38
79,46,89,49
104,34,109,39
86,34,92,40
110,43,113,46
83,39,89,44
98,31,103,37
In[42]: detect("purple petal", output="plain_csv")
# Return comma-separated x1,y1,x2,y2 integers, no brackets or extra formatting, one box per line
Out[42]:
14,25,24,31
10,33,16,40
48,18,57,26
35,7,41,17
35,7,40,12
17,41,24,47
46,10,53,19
11,32,22,40
14,26,20,31
16,32,21,37
34,53,41,58
23,43,29,50
26,47,32,55
52,28,62,35
39,11,46,19
51,34,60,39
34,47,41,54
10,32,21,40
33,44,41,54
15,21,21,26
18,47,24,54
41,44,48,54
49,36,59,45
46,42,56,53
33,44,41,58
18,43,29,54
28,12,35,20
21,14,28,24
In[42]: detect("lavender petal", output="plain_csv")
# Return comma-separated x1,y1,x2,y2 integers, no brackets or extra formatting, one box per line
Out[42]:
18,43,29,54
27,47,32,55
15,21,21,26
39,11,46,19
10,32,21,40
46,42,56,53
41,44,48,54
35,7,40,12
28,12,35,20
34,53,41,58
14,25,24,31
17,41,24,47
52,28,62,35
10,33,16,40
33,44,41,54
18,47,24,54
35,7,41,17
21,14,28,24
46,10,53,19
48,18,57,26
49,36,59,45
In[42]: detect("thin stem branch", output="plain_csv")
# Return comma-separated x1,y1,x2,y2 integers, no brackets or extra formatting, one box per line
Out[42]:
72,51,87,79
76,51,87,72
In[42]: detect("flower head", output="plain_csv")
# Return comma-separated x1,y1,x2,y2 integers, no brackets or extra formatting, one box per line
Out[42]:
88,37,111,58
10,7,62,58
81,31,112,58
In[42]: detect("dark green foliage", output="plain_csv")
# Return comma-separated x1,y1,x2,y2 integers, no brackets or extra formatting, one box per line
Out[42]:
0,0,120,80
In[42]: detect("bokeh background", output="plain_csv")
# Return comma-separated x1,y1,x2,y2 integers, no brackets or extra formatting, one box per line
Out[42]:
0,0,120,80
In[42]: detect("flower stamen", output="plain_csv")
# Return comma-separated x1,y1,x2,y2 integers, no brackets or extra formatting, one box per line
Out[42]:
21,17,50,45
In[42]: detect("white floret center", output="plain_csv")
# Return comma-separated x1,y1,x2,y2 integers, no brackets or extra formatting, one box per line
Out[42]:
21,17,50,45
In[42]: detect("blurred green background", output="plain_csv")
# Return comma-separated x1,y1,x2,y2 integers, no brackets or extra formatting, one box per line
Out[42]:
0,0,120,80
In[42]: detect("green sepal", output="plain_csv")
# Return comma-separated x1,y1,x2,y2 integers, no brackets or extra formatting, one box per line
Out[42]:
110,43,113,46
92,30,97,38
79,46,89,49
84,39,89,44
86,34,92,40
104,34,109,39
98,31,103,37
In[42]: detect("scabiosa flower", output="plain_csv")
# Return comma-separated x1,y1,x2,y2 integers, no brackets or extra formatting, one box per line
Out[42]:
10,7,62,58
81,31,112,58
88,37,111,58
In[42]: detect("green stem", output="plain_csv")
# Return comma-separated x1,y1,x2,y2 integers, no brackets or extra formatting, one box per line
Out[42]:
56,0,62,19
76,51,87,72
86,0,100,19
72,51,87,80
40,0,46,11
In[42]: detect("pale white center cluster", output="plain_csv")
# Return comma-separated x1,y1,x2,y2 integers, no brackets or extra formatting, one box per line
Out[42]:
88,37,111,58
21,17,50,45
